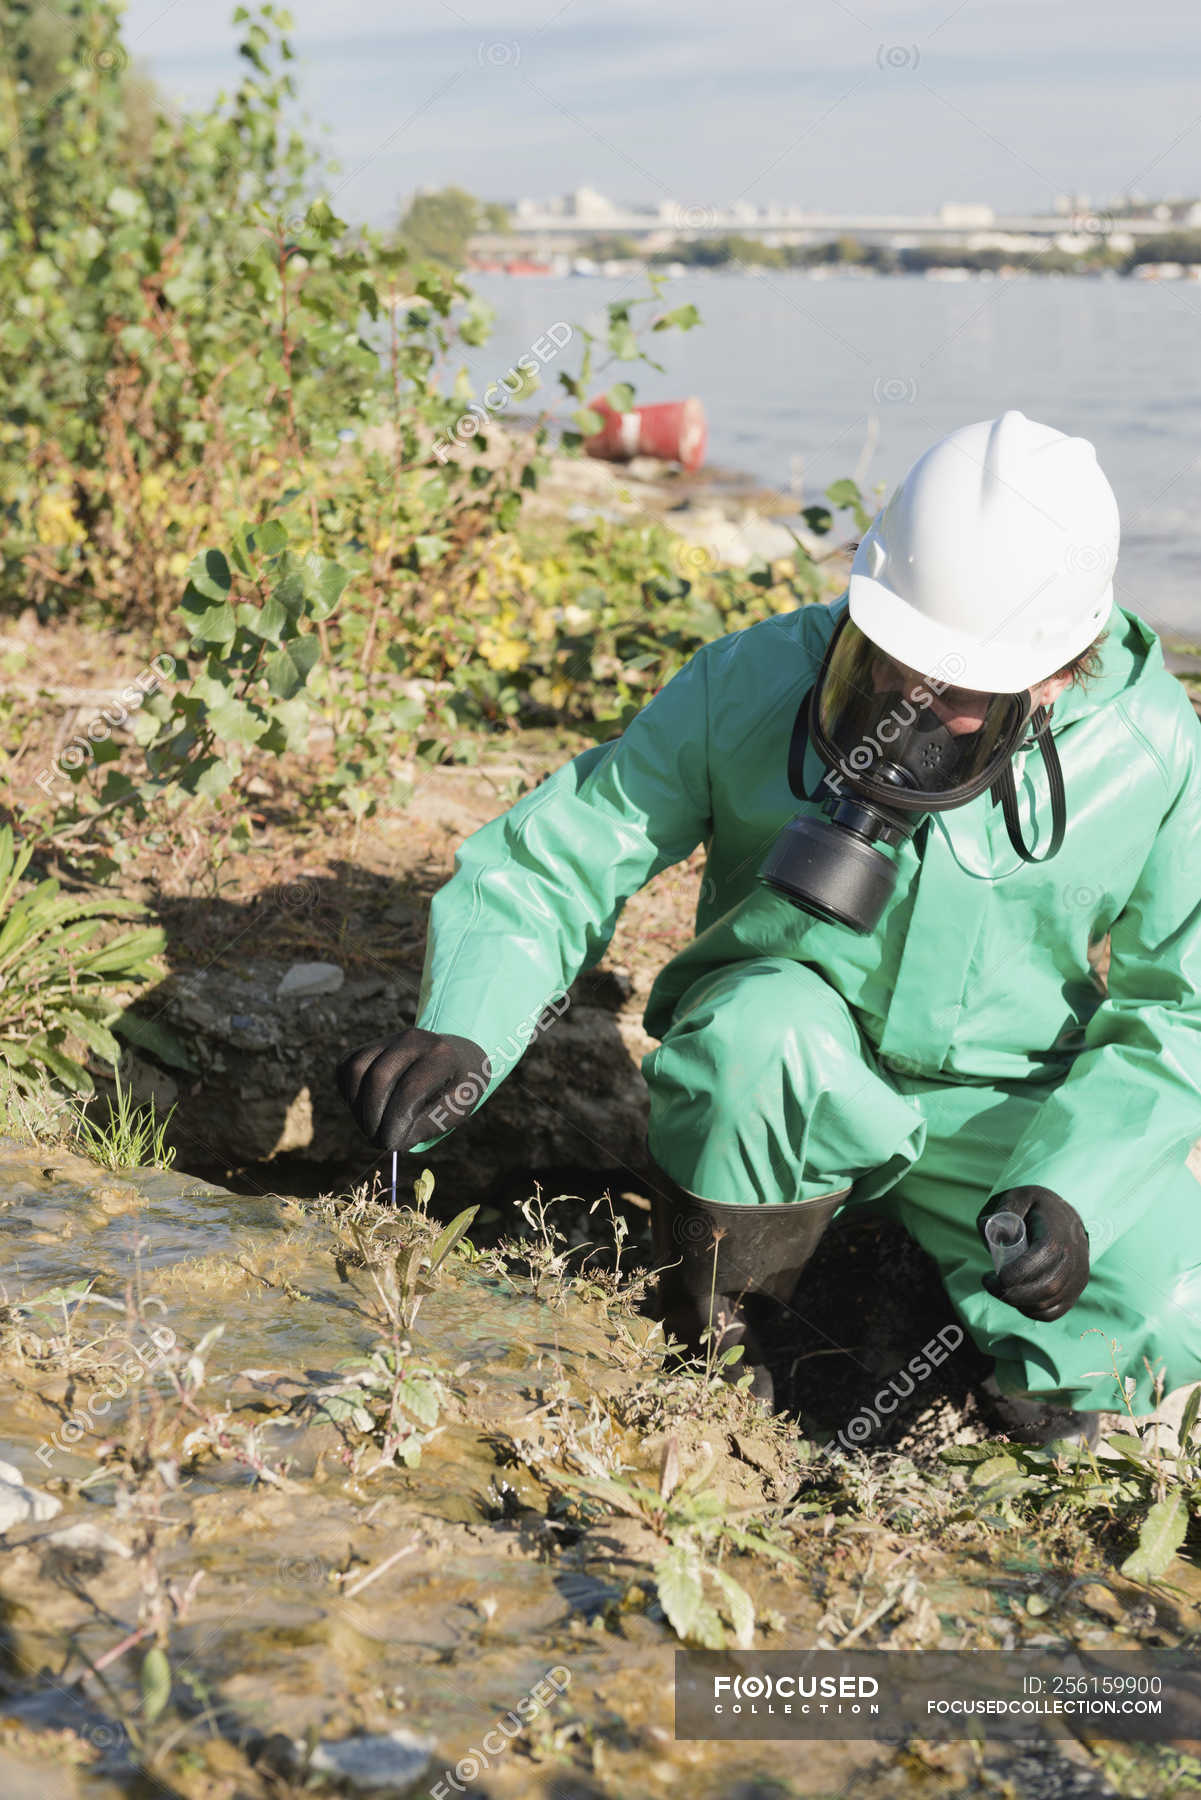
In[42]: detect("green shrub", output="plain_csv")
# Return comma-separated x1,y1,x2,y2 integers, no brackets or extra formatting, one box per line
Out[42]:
3,1,864,871
0,826,164,1103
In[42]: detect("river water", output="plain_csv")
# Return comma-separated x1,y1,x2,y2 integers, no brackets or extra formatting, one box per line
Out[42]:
468,271,1201,642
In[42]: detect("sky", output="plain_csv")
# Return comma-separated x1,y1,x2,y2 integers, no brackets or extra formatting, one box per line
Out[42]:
119,0,1201,226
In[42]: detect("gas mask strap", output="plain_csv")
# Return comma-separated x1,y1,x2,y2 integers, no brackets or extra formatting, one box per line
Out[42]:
786,686,820,802
991,705,1067,862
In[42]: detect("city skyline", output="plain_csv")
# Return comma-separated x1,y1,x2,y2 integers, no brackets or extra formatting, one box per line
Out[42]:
499,184,1201,225
467,183,1201,276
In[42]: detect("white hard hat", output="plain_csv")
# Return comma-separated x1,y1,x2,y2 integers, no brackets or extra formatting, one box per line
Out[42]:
848,410,1119,692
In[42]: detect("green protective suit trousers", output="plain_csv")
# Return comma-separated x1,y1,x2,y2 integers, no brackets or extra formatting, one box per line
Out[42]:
644,956,1201,1414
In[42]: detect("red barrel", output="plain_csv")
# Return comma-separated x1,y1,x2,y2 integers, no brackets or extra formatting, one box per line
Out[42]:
584,396,707,471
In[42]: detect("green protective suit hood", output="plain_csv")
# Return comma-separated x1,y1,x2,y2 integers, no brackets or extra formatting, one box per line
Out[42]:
414,594,1201,1410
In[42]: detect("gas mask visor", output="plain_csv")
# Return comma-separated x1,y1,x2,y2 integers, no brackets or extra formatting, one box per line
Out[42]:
760,616,1063,934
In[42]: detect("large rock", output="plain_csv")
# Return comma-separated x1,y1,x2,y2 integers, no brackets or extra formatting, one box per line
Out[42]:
668,500,821,568
0,1465,62,1533
114,958,653,1199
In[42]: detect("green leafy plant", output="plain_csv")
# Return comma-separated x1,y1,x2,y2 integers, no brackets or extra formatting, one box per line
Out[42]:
349,1189,479,1338
1121,1489,1189,1582
312,1344,445,1473
655,1539,755,1651
5,0,866,896
550,1435,801,1649
0,824,164,1101
557,276,702,446
132,522,350,808
313,1174,477,1471
940,1384,1201,1584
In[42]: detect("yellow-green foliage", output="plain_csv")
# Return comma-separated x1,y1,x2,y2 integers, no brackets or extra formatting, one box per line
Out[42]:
0,826,164,1100
4,1,862,864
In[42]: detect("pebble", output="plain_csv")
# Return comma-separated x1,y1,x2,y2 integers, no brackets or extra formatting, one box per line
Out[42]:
276,961,345,1000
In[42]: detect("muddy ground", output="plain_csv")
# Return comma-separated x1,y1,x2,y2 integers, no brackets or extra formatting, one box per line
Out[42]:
0,1141,1199,1799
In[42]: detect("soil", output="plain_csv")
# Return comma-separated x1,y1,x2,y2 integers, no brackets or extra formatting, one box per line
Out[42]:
0,1139,1191,1800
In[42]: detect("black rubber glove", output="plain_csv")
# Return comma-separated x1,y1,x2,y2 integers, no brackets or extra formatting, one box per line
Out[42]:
977,1185,1090,1321
335,1028,491,1152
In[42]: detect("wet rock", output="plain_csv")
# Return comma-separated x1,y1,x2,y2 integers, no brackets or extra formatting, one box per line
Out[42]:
0,1136,1177,1800
984,1752,1119,1798
290,1728,434,1793
87,1180,141,1216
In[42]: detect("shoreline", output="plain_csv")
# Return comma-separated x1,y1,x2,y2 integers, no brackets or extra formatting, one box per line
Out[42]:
515,427,845,570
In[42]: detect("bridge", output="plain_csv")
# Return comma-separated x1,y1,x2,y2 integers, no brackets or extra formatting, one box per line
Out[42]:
471,195,1198,260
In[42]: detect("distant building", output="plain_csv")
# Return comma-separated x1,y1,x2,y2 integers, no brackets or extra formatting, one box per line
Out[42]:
938,202,995,229
567,187,619,222
483,187,1201,264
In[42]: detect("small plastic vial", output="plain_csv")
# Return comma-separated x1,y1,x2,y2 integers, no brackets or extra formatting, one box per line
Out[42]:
984,1209,1028,1272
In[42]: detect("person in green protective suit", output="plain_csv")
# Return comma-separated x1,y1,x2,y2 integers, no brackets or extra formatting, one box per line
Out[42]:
338,411,1201,1440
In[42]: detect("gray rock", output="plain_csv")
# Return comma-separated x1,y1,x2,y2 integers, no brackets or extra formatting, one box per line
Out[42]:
297,1729,434,1792
276,961,345,1000
0,1474,62,1532
566,501,627,525
44,1521,132,1558
623,455,675,483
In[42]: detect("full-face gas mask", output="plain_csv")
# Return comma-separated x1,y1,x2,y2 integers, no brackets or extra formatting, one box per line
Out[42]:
760,615,1066,933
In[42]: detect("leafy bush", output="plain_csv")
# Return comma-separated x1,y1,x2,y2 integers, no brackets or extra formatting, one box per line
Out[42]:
0,3,528,627
0,826,164,1104
3,1,863,876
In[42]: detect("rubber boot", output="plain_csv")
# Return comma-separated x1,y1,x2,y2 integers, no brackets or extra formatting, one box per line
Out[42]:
980,1374,1101,1449
650,1167,850,1409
